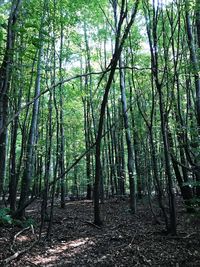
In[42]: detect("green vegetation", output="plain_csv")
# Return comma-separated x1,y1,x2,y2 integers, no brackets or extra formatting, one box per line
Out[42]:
0,0,200,237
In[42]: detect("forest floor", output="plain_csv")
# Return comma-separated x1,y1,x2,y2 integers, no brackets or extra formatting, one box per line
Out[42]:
0,197,200,267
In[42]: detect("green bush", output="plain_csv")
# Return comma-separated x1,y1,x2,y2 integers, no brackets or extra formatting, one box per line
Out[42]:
22,218,37,227
0,208,12,226
0,208,37,227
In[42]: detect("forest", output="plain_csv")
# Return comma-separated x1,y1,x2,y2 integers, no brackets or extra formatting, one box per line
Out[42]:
0,0,200,266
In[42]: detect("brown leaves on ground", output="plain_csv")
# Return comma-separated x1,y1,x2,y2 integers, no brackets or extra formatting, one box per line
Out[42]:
0,198,200,266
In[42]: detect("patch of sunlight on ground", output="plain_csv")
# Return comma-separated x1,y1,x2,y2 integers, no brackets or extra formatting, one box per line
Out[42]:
31,237,95,266
17,235,31,242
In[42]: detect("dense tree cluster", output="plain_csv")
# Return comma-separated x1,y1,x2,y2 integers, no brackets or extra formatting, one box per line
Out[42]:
0,0,200,237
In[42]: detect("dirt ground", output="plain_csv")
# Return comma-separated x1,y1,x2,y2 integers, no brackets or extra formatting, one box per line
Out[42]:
0,198,200,266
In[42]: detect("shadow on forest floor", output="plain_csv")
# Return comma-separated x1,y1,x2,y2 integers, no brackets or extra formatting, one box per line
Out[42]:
0,198,200,266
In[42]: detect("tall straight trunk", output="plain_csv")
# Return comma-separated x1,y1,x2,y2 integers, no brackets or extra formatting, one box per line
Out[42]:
144,1,176,234
0,0,22,197
94,64,118,225
168,130,194,213
59,13,65,209
16,3,46,217
157,85,177,235
185,1,200,128
186,1,200,198
47,0,58,238
84,23,105,203
108,107,118,194
17,46,43,218
106,108,115,196
9,119,18,211
83,94,92,199
40,90,53,237
119,58,136,213
83,24,94,200
149,128,169,226
94,0,139,225
196,0,200,49
133,65,169,225
118,102,126,195
114,100,124,195
112,104,120,195
167,6,197,206
9,75,23,211
12,53,37,211
132,119,142,199
128,30,142,199
104,140,110,198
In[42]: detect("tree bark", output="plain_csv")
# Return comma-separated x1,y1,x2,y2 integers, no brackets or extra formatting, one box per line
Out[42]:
185,1,200,128
17,46,43,218
119,58,136,213
94,0,139,225
0,0,22,197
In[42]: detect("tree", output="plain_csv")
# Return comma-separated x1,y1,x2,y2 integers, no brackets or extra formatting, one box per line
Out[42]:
0,0,22,198
93,0,140,225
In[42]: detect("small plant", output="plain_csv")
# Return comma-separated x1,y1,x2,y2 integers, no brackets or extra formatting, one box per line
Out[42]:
0,208,37,228
12,217,37,228
22,218,37,228
0,208,13,226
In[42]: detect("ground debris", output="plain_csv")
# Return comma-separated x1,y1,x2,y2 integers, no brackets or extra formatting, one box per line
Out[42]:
0,199,200,266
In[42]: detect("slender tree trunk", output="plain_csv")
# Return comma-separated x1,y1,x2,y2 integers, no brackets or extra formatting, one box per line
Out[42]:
17,46,43,218
83,24,94,200
94,0,139,225
9,76,23,211
119,58,136,213
196,0,200,48
107,108,115,197
59,12,65,209
185,1,200,128
16,3,47,217
40,89,53,237
144,0,176,234
0,0,22,198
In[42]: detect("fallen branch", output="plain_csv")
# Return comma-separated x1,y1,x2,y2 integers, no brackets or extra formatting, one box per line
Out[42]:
10,226,31,253
165,232,198,240
1,225,38,265
128,231,137,247
13,226,31,241
81,220,102,229
2,240,38,265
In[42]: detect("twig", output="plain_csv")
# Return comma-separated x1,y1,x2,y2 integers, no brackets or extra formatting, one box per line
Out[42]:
110,223,123,230
5,225,38,265
166,232,198,240
61,217,68,223
81,220,102,229
128,231,137,248
13,226,31,242
2,240,38,265
10,226,31,253
99,4,115,32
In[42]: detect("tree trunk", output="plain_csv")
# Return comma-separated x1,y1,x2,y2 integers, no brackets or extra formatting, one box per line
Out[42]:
0,0,22,197
185,1,200,128
17,46,43,218
119,58,136,213
93,0,139,225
